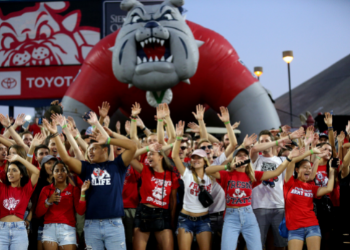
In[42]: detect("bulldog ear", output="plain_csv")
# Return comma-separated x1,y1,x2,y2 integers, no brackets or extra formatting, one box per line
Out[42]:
120,0,142,11
167,0,185,7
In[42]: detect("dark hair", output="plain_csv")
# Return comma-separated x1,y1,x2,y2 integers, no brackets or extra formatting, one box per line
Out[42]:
278,147,292,157
8,145,26,159
40,157,58,180
294,159,310,179
183,133,192,141
318,142,337,188
20,131,33,137
318,142,332,148
34,145,49,157
52,161,71,185
5,161,29,187
44,135,55,146
258,130,273,141
148,150,173,174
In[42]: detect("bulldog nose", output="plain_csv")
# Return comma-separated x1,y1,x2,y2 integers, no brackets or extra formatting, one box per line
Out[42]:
145,21,159,29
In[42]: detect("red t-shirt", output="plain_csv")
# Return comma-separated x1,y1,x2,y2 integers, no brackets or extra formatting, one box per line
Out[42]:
284,177,320,230
219,170,264,207
0,160,7,183
140,164,179,209
28,124,41,136
35,183,86,227
0,180,36,220
122,166,141,209
184,157,191,163
314,164,340,207
140,153,148,164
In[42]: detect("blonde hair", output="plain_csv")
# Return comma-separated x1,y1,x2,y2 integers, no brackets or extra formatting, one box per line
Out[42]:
232,156,256,183
197,139,211,148
190,157,215,183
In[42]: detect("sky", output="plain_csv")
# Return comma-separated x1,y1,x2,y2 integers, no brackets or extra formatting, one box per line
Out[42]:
1,0,350,118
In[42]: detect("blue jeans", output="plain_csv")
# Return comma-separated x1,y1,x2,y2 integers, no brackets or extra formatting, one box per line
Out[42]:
42,223,77,246
0,221,28,250
84,218,125,250
221,206,262,250
288,225,322,241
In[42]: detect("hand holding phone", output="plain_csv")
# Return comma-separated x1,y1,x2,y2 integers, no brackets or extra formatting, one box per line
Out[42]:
235,159,251,168
38,118,43,126
54,188,61,205
82,111,92,121
330,158,339,168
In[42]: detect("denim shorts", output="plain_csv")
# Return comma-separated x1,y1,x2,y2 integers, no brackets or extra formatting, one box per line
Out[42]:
176,213,212,235
134,204,171,231
288,225,321,241
42,223,77,246
0,221,28,250
37,226,44,241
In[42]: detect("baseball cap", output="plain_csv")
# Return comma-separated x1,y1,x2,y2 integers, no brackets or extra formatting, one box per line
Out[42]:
191,149,207,158
232,148,249,158
41,155,58,168
319,133,329,139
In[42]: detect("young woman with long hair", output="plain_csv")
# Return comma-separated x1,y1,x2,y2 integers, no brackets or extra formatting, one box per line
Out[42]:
205,141,296,250
36,161,90,250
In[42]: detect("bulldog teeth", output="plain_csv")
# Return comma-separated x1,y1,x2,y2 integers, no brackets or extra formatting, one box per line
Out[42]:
160,40,164,46
149,57,153,62
137,57,142,65
143,57,147,63
141,42,144,48
148,38,152,43
161,56,165,62
145,39,148,45
152,37,156,43
166,55,173,63
156,39,160,43
155,56,159,62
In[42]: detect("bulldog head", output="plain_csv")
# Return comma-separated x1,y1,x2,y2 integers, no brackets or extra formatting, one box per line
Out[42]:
112,0,203,91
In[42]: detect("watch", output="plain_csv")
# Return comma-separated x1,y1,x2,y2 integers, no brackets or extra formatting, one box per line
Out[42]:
45,199,53,206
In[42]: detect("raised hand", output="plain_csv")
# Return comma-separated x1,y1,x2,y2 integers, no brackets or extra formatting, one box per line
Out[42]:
81,180,91,193
337,131,345,144
125,120,131,134
304,126,314,145
289,147,305,159
6,154,21,162
67,116,76,128
43,119,57,134
192,104,205,120
149,143,163,152
324,112,333,127
87,112,99,126
290,127,305,140
282,125,291,133
90,131,108,145
98,102,110,118
51,114,66,127
217,106,230,123
116,121,121,131
176,121,185,137
32,133,45,146
0,114,10,127
187,122,200,133
131,102,141,117
104,116,110,128
15,114,26,126
243,134,257,147
163,103,170,118
136,116,145,128
277,137,292,148
312,133,319,147
156,103,166,119
232,121,240,130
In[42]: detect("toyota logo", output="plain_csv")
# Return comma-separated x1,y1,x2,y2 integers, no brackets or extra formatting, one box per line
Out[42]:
1,78,17,89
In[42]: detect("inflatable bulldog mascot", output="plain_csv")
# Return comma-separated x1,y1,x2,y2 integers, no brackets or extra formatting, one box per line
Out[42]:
62,0,280,137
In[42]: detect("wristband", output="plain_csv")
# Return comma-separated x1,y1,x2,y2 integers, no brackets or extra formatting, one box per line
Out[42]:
224,164,228,171
224,121,230,125
286,157,292,162
275,141,278,146
310,149,314,155
92,125,96,129
316,156,321,160
74,134,80,140
62,124,67,129
328,127,333,130
164,124,167,127
279,127,283,132
176,136,183,141
45,199,53,206
106,137,111,145
170,143,173,147
27,154,33,158
141,127,147,131
131,119,137,122
6,125,12,130
158,119,163,122
146,146,150,152
81,194,86,198
41,127,44,130
227,164,232,171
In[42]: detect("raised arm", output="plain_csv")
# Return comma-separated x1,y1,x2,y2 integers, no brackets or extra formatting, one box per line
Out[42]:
98,101,110,125
251,137,292,161
26,133,45,163
43,119,82,174
0,114,29,152
130,102,141,144
163,104,176,144
136,116,151,137
324,112,337,157
284,147,306,182
337,131,345,161
187,122,219,144
172,121,187,176
134,143,162,159
341,145,350,178
0,134,14,148
217,107,238,157
317,161,335,197
192,104,208,140
156,104,167,145
6,154,40,186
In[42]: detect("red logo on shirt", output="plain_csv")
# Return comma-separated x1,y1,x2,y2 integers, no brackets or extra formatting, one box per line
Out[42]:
189,182,212,196
226,181,252,205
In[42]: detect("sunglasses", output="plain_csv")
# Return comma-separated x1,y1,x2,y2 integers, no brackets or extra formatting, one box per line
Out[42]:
200,145,213,150
180,146,187,151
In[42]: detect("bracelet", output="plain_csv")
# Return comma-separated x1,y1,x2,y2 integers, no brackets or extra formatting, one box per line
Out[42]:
131,119,137,122
170,143,173,147
224,164,228,171
141,127,147,131
176,136,183,141
81,194,86,198
146,146,150,152
131,116,137,119
52,132,59,138
25,219,31,223
106,137,111,145
45,199,53,206
6,125,12,130
328,126,333,129
27,154,33,158
158,119,163,122
41,127,44,130
164,124,167,127
275,141,278,146
62,124,67,129
286,157,292,162
224,121,230,125
279,127,283,132
74,134,80,140
92,125,96,129
316,156,321,160
227,164,232,171
310,149,314,155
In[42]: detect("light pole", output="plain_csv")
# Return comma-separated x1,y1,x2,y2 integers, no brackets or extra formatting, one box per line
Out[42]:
282,50,294,126
254,67,263,81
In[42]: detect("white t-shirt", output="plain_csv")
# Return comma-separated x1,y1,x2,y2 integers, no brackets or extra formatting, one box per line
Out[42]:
209,152,226,214
251,155,286,209
182,168,213,213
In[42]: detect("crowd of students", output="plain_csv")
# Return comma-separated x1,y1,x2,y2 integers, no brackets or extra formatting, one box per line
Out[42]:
0,101,349,250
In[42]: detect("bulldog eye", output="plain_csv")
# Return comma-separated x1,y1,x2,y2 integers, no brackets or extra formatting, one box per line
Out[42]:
131,15,141,23
164,13,174,20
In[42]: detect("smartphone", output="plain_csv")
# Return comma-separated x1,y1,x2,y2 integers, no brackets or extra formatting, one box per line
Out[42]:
38,118,43,126
54,188,61,205
82,110,92,121
331,158,339,168
236,159,251,167
22,121,30,130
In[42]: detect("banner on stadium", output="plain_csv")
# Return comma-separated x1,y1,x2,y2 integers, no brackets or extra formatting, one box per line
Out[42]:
0,66,80,100
103,0,163,37
0,1,101,67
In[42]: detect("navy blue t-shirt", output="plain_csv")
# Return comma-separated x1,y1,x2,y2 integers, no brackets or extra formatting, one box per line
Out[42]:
79,155,127,219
